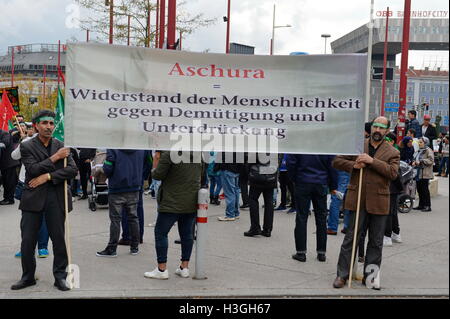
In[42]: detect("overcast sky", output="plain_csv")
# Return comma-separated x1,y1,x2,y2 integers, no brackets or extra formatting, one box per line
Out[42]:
1,0,448,69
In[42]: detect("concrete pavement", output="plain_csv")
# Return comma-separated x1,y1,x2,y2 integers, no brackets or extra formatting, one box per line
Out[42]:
0,177,448,299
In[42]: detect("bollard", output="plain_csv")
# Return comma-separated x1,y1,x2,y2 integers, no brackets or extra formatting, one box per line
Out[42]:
193,188,209,280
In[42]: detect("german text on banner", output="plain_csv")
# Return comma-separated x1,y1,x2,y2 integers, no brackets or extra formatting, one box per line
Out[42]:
65,43,366,155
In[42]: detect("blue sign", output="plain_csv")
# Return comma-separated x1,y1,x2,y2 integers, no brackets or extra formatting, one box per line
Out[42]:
385,102,400,108
385,108,399,113
444,116,449,126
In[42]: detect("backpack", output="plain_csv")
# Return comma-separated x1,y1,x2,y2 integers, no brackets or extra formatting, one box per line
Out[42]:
248,163,278,188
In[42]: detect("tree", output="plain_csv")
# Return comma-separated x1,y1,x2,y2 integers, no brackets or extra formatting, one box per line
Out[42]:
75,0,216,47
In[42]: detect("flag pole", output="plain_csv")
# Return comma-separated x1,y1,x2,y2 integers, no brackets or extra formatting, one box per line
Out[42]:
348,168,364,288
63,157,73,289
11,47,14,87
58,41,61,88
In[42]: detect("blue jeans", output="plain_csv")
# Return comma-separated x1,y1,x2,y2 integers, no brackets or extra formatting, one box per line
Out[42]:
37,215,49,250
154,212,196,264
220,170,240,218
327,171,350,232
439,157,449,176
121,191,144,242
209,174,222,197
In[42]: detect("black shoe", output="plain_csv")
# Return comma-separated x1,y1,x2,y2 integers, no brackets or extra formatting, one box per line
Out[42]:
274,205,287,211
130,248,139,255
174,239,181,244
240,204,249,209
0,199,14,205
244,229,262,237
317,253,326,262
413,206,424,210
261,230,271,237
118,238,130,246
96,248,117,257
341,228,348,234
11,279,36,290
80,194,88,200
421,206,432,212
292,253,306,262
140,239,144,244
54,279,71,291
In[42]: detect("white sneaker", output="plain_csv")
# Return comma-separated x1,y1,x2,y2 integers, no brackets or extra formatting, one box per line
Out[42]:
392,232,403,243
144,268,169,280
383,236,393,247
218,216,235,221
175,267,190,278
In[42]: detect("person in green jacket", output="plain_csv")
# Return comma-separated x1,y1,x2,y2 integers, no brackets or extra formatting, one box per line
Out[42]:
144,151,203,280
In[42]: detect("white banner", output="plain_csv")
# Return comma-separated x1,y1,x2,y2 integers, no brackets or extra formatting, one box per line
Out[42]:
65,43,366,155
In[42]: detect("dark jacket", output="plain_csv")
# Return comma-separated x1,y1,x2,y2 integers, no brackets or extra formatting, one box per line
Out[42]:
79,148,96,161
152,151,202,214
333,139,400,215
213,152,244,174
19,137,78,213
407,118,422,138
0,130,20,169
286,154,338,190
103,149,151,194
421,124,438,146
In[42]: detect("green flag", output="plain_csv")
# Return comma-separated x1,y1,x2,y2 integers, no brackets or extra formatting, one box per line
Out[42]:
8,120,14,131
53,88,65,142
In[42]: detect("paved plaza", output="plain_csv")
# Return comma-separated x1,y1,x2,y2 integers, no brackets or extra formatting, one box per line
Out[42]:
0,177,448,299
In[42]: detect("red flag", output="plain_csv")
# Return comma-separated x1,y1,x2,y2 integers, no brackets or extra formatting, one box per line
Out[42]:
0,90,17,131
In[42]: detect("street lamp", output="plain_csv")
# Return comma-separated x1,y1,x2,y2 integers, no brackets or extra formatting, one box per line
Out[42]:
271,4,292,55
321,34,331,54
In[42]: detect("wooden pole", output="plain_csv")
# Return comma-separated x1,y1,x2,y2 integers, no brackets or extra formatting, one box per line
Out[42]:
11,47,14,87
63,157,73,289
348,168,364,288
43,64,46,108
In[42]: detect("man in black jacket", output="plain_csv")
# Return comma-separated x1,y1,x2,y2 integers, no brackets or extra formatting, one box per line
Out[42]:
78,148,96,199
11,110,78,291
0,129,20,205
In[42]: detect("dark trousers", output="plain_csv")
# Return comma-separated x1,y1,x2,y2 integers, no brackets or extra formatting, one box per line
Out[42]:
417,179,431,207
1,167,18,202
107,192,140,250
294,183,328,254
248,186,274,232
79,161,91,196
337,210,388,280
154,212,196,264
121,191,144,242
20,190,68,282
239,172,249,206
385,194,400,237
279,171,295,207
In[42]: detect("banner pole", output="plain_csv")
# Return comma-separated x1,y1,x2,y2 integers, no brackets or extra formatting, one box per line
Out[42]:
348,168,364,288
365,0,374,122
63,157,73,289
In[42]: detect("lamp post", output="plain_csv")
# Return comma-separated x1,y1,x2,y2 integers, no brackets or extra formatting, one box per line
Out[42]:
271,4,291,55
321,34,331,54
225,0,231,53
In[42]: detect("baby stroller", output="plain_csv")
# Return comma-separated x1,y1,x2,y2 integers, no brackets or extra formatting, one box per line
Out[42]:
397,161,417,214
88,151,109,211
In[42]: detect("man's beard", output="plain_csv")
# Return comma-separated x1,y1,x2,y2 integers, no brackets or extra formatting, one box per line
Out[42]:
371,132,383,142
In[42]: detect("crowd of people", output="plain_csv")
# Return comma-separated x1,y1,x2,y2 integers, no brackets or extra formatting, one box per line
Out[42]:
0,109,448,291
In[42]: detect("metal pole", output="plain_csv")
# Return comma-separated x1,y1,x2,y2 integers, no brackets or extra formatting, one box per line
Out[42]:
156,0,160,48
11,47,14,87
57,40,61,88
127,15,131,46
146,4,152,47
159,0,166,49
193,188,209,280
226,0,231,53
397,0,412,143
324,37,327,54
271,4,276,55
364,0,375,122
381,7,390,116
86,29,90,42
167,0,176,49
43,64,46,108
109,0,114,44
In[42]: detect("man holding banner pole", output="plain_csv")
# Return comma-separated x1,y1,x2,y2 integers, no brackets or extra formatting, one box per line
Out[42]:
11,110,78,291
332,116,399,289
